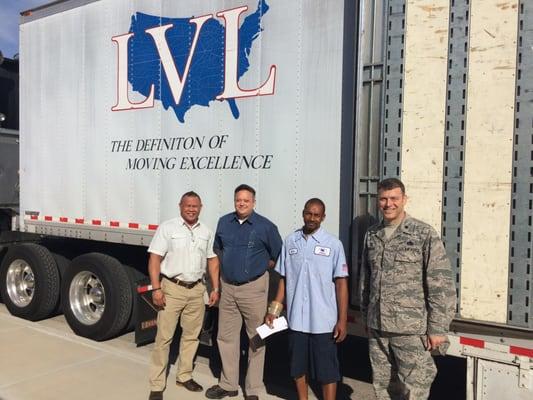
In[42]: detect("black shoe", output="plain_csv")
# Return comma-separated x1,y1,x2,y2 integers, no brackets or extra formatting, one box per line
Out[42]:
245,396,259,400
205,384,238,399
176,379,203,392
148,391,163,400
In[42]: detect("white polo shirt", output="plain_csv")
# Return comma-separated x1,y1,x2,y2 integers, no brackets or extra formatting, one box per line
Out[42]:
148,217,217,282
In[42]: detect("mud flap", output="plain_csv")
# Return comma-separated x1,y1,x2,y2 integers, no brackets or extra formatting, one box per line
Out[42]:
135,278,159,346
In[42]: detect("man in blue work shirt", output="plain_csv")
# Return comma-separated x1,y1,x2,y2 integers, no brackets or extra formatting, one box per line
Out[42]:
205,184,282,400
265,198,349,400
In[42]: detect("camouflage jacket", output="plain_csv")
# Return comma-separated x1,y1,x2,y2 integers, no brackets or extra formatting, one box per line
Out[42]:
359,215,456,335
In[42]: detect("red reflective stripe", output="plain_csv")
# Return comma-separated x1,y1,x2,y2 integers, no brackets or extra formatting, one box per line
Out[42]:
44,216,52,221
148,224,158,230
460,337,485,348
59,217,68,223
137,285,151,294
92,220,101,225
75,218,84,224
510,346,533,358
30,215,38,220
129,222,139,229
110,221,119,227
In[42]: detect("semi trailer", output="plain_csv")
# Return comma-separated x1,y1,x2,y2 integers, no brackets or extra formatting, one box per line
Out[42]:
0,0,531,398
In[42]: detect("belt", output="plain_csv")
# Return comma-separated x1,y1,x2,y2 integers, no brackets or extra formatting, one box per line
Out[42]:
224,272,265,286
162,275,202,289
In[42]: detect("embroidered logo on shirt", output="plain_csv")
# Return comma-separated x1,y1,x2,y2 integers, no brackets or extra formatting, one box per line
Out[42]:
289,248,298,255
314,246,331,257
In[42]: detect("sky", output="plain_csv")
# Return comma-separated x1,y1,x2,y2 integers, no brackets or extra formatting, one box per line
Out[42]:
0,0,48,58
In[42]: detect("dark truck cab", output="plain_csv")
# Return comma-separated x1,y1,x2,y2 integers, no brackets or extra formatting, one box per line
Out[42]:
0,53,19,232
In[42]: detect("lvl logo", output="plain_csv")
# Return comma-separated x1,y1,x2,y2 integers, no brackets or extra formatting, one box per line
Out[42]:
111,0,276,122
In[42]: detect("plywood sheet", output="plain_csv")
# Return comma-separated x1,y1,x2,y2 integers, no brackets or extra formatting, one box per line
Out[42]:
401,0,449,232
460,0,518,323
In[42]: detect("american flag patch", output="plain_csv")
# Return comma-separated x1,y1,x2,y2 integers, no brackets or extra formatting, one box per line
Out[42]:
342,264,348,273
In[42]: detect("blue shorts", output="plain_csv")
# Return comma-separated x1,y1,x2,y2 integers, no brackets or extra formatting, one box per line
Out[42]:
288,330,341,384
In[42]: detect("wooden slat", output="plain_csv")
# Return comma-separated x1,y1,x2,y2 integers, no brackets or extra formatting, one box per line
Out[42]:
460,0,518,323
401,0,449,232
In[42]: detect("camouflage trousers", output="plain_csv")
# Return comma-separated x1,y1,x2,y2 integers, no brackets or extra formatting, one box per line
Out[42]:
369,330,437,400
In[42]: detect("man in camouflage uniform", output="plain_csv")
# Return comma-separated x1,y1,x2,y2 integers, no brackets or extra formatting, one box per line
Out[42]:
359,178,456,400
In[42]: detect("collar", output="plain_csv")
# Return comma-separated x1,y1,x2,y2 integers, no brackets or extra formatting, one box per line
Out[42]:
295,227,326,243
232,211,256,224
372,213,414,241
179,217,200,230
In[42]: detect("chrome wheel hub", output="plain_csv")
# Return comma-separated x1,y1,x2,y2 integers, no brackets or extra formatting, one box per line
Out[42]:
6,259,35,307
69,271,105,325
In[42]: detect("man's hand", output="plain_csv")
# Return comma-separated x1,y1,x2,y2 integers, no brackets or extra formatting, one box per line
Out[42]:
333,320,347,343
208,290,220,306
265,313,277,328
152,289,166,308
425,334,446,351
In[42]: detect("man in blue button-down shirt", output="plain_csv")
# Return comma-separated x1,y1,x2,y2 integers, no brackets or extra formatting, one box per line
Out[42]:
266,198,348,400
206,184,282,400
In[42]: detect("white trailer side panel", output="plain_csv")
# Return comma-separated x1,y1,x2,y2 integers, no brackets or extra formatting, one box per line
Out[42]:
19,0,346,239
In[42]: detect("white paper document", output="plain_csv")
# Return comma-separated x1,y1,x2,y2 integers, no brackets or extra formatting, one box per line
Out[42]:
256,316,288,339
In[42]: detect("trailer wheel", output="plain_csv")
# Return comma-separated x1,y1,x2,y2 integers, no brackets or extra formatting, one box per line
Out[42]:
61,253,132,341
0,243,60,320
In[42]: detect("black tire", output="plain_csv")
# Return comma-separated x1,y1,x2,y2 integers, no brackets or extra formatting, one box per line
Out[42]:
51,253,70,314
123,265,146,333
61,253,132,341
0,243,60,321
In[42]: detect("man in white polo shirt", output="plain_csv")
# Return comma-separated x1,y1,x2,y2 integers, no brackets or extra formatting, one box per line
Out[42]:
148,191,220,400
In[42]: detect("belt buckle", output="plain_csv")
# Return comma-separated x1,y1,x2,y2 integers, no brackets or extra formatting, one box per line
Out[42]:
178,279,198,289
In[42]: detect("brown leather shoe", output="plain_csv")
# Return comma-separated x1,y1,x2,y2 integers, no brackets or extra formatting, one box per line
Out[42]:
205,384,239,399
148,391,163,400
176,379,203,392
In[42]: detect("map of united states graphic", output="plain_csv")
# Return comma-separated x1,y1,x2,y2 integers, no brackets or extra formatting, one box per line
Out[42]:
128,0,269,122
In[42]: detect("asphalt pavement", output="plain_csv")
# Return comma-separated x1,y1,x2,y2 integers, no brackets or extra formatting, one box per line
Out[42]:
0,305,376,400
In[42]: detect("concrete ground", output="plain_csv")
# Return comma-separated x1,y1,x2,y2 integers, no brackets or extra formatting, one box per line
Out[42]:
0,305,376,400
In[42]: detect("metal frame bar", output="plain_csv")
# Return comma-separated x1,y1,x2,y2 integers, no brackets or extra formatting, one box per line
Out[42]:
508,0,533,328
381,0,406,179
442,0,471,316
20,0,101,24
24,220,154,246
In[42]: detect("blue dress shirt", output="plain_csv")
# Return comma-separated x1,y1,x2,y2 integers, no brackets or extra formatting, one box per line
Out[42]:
214,211,282,283
276,227,348,334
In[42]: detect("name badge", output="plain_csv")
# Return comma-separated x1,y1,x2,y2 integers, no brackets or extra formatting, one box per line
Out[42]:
314,246,331,257
289,248,298,255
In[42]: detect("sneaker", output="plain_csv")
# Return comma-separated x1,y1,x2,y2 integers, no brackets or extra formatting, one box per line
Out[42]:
205,384,238,399
148,391,163,400
176,379,203,392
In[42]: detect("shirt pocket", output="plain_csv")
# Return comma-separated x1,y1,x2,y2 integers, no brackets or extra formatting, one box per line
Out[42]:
366,245,380,265
196,235,210,256
393,248,423,285
170,234,188,251
395,248,422,263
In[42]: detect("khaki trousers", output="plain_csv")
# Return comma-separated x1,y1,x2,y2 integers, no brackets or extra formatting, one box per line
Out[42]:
369,330,437,400
217,273,268,396
149,278,206,391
